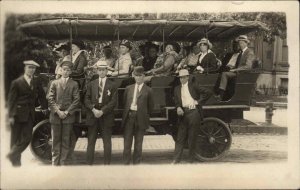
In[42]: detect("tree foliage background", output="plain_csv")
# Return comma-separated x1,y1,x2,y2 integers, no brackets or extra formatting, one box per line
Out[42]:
4,12,286,95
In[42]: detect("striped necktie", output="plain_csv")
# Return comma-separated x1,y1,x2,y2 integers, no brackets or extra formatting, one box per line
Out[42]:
99,79,103,101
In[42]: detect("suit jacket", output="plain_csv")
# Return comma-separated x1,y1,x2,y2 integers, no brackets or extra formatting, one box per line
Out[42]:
71,52,87,77
8,75,47,123
84,78,117,127
198,52,218,73
122,84,154,130
174,81,212,120
47,78,80,124
236,48,255,71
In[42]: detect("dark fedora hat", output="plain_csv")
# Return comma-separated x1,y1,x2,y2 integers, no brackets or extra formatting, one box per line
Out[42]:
120,39,132,50
72,39,85,50
132,66,145,76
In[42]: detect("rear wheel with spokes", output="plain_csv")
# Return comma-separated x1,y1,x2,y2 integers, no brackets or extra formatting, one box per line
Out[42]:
195,117,232,161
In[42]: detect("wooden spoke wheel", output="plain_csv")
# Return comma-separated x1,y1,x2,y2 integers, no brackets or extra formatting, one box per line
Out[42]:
195,117,232,161
30,119,52,163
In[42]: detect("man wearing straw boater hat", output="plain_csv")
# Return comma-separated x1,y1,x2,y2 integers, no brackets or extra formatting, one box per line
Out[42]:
84,60,117,165
173,69,212,164
47,61,80,166
122,66,154,165
7,60,48,167
216,35,255,100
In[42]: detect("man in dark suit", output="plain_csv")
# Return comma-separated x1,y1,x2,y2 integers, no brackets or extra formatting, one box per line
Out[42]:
216,35,255,100
7,60,48,167
47,61,80,166
84,60,117,165
122,66,154,165
173,69,212,164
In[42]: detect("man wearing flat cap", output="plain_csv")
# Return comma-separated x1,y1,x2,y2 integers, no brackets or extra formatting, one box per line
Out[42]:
122,66,154,165
47,61,80,166
71,39,88,78
111,39,133,77
216,35,255,100
7,60,48,166
173,69,212,164
84,60,117,165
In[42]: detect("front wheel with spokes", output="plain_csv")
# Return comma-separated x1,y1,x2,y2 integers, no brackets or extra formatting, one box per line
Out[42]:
195,117,232,161
30,119,52,163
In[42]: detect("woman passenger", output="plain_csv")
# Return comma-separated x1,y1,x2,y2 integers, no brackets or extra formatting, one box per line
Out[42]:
146,42,180,76
196,38,218,73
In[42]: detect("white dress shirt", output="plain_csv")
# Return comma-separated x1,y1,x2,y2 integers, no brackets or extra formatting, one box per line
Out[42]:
181,82,198,109
98,77,107,103
226,53,240,68
198,52,207,64
24,74,32,86
130,83,144,111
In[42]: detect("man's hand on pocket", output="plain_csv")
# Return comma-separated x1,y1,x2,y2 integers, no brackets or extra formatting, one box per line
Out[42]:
177,107,184,116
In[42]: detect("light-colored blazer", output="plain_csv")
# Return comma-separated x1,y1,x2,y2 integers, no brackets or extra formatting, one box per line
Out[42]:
47,78,80,124
236,48,255,71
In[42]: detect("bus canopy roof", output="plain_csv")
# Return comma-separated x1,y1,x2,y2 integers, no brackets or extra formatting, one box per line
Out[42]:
19,18,268,42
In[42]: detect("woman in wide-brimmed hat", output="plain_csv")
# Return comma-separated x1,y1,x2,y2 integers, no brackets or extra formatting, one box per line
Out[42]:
147,41,181,76
71,39,88,77
196,38,218,73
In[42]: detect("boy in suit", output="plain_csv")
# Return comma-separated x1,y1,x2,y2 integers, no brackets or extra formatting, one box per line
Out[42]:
173,69,212,164
122,66,154,165
7,60,47,167
47,61,80,166
84,60,117,165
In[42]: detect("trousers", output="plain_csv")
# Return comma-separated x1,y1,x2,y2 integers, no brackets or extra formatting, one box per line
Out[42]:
173,109,201,162
219,71,237,90
8,117,34,164
86,117,112,165
123,111,145,165
51,123,72,165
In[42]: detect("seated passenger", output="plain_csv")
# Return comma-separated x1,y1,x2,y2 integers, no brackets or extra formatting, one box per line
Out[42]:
146,42,180,76
177,41,201,72
196,38,218,73
100,46,115,68
142,43,159,72
215,35,255,100
219,39,240,72
71,40,88,78
111,40,132,77
54,43,71,79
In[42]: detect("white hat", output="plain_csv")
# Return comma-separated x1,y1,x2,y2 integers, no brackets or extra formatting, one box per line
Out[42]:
178,69,189,77
95,60,108,68
236,35,250,43
197,38,213,49
23,60,40,67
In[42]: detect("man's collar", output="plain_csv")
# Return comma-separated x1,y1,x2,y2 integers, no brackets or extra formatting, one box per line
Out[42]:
242,47,248,53
24,74,32,80
181,81,188,87
99,77,107,81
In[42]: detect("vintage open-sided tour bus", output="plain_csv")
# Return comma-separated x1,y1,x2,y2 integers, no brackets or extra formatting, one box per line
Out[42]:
18,17,267,163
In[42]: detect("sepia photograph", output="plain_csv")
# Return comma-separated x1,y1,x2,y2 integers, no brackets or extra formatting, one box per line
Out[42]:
0,1,299,189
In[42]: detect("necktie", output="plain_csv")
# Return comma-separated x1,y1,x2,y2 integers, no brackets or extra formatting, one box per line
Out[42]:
29,79,33,90
133,84,140,106
99,79,103,101
62,78,67,89
235,50,243,69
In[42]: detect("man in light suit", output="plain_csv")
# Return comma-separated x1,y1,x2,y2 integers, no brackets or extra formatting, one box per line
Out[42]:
47,61,80,166
84,60,117,165
122,66,154,165
173,69,212,164
7,60,48,167
216,35,255,100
